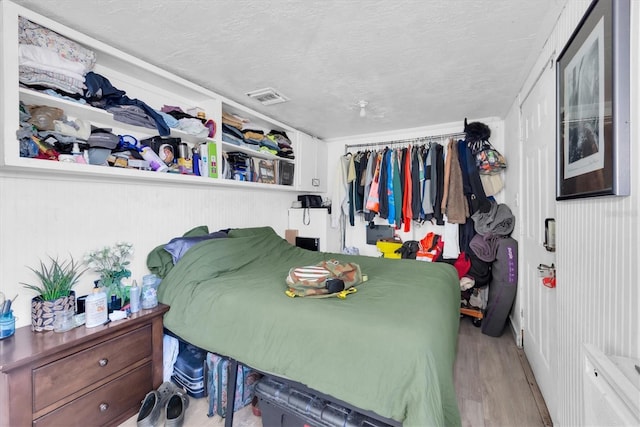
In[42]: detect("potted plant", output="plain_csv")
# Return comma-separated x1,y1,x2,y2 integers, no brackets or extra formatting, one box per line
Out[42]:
22,256,86,332
84,242,133,311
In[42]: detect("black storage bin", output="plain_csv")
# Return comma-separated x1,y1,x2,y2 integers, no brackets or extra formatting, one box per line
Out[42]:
255,376,399,427
171,343,208,398
278,161,295,185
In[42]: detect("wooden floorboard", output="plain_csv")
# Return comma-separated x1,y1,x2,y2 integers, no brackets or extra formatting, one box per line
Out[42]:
121,317,550,427
455,318,549,427
517,347,554,427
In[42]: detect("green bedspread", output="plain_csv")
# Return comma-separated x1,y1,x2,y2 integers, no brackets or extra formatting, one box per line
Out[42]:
154,227,461,427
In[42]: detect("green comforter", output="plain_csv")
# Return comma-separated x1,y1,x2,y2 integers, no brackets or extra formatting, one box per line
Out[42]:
154,227,461,427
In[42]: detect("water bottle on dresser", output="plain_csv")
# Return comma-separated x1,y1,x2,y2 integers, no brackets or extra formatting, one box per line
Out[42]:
129,280,141,313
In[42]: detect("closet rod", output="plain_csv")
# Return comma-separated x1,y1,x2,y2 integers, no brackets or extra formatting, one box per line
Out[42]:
344,131,466,153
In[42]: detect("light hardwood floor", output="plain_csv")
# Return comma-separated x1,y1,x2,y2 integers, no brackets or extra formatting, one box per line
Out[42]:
120,318,550,427
454,318,550,427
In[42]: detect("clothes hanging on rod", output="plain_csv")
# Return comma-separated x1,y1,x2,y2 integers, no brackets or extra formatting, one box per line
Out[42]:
344,132,466,153
335,136,492,235
336,142,440,232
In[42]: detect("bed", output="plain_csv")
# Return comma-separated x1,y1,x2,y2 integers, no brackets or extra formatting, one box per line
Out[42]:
148,226,462,427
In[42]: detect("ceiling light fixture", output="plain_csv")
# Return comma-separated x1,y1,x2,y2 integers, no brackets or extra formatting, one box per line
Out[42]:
359,100,368,118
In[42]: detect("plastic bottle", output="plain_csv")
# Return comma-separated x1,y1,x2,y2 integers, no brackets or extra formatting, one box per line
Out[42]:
72,142,86,164
129,280,141,313
140,146,169,172
192,150,201,176
85,283,108,328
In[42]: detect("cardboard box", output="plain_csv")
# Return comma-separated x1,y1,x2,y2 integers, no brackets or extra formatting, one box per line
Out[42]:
285,229,298,245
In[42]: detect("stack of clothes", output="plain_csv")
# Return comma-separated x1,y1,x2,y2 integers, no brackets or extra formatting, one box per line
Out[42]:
266,130,295,160
18,17,96,97
160,105,209,138
18,18,209,139
221,113,295,159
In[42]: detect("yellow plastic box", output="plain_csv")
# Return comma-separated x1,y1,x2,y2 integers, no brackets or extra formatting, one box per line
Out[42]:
376,240,403,259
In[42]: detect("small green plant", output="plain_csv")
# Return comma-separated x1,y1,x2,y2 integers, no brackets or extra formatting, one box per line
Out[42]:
21,256,87,301
84,242,133,301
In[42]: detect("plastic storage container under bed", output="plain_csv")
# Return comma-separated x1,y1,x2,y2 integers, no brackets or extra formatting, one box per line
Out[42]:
255,375,400,427
171,343,208,398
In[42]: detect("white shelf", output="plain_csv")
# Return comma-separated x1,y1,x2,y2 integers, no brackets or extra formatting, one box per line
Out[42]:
1,155,299,191
19,88,211,145
4,1,306,192
221,140,294,163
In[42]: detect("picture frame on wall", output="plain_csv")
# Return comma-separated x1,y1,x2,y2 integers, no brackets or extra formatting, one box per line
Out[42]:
556,0,630,200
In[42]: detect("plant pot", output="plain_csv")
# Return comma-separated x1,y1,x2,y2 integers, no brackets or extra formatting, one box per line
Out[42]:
31,292,75,332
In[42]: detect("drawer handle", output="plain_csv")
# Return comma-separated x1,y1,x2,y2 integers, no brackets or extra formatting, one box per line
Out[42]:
99,402,109,412
98,358,109,367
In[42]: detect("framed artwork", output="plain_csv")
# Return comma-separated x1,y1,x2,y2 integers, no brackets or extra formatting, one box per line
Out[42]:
556,0,630,200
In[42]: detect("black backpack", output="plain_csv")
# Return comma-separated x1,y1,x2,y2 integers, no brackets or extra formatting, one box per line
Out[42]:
395,240,420,259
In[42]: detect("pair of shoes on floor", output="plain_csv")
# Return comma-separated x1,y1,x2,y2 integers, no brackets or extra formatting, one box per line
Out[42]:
137,381,190,427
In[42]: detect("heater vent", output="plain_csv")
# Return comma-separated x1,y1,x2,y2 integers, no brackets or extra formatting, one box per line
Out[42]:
246,88,289,105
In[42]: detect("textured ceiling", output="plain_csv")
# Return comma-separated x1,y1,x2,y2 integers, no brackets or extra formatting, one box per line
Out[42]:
13,0,567,139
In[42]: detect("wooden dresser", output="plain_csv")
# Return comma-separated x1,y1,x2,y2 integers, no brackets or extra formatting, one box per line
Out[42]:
0,304,169,427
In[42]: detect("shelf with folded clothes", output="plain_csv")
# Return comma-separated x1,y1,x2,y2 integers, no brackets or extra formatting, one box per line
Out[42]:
19,88,213,146
4,2,305,192
16,89,297,189
220,140,294,163
16,100,294,189
221,103,296,163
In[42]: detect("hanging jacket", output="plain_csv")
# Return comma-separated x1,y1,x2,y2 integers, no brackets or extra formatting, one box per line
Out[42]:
347,154,356,226
330,154,350,228
354,152,367,213
363,152,377,221
440,138,453,216
386,149,395,226
378,148,390,220
421,147,434,220
411,147,421,220
392,149,403,228
462,141,491,214
457,140,472,202
444,139,469,224
365,152,381,214
402,146,413,232
432,143,445,225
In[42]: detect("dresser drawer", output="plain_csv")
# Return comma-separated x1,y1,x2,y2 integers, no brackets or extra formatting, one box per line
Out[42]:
34,362,152,427
33,325,152,412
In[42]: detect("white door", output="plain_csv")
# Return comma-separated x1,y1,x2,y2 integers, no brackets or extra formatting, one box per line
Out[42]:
520,62,558,420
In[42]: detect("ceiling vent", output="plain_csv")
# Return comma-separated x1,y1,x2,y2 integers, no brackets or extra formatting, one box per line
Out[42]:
246,87,289,105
